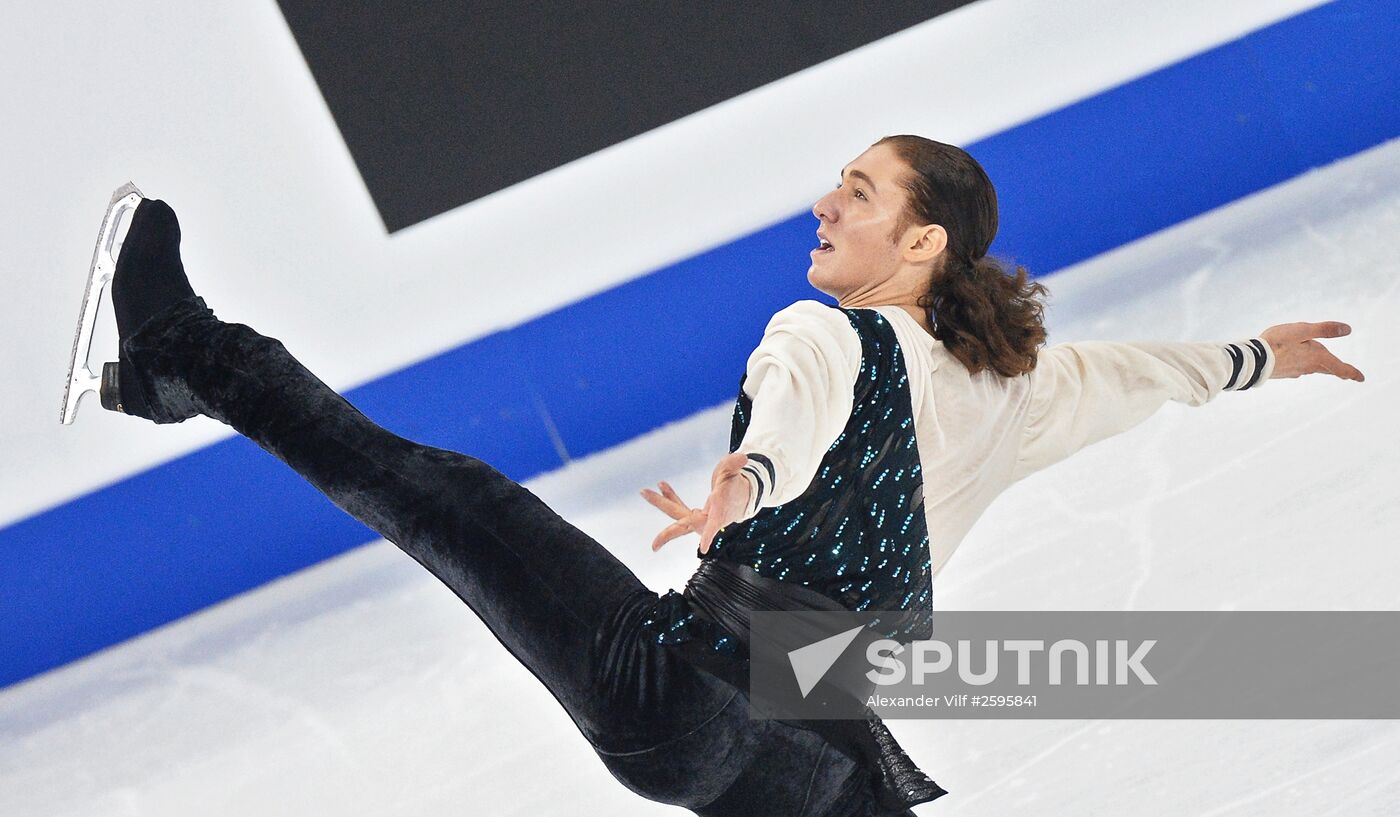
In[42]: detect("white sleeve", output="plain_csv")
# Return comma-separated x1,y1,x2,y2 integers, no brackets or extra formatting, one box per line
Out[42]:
731,300,863,522
1011,337,1274,481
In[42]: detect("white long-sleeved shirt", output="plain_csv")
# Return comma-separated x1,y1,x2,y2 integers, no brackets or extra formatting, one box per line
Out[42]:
730,300,1275,579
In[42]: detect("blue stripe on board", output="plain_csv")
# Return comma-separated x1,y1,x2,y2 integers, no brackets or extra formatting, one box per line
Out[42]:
978,0,1398,274
3,0,1396,689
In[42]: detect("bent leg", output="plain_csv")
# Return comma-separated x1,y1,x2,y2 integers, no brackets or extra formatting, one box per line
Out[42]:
121,297,723,749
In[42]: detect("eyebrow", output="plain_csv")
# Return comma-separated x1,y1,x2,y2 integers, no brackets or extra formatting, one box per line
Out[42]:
840,166,878,195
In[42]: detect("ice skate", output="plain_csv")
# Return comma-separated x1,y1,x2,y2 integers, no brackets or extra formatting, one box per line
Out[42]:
60,182,143,423
59,185,198,424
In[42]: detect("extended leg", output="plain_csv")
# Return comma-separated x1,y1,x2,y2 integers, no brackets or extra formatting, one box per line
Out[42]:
100,199,728,755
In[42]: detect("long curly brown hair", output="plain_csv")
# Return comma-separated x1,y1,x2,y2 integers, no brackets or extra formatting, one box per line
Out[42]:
875,134,1049,377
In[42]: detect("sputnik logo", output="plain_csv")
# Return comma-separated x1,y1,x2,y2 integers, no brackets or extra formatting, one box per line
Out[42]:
787,625,867,698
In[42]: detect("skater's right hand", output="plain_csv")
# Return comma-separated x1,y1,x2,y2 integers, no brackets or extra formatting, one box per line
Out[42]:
641,481,709,553
1258,321,1364,381
695,452,758,554
641,452,754,554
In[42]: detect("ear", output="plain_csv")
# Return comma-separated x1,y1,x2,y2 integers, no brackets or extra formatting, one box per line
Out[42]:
904,223,947,263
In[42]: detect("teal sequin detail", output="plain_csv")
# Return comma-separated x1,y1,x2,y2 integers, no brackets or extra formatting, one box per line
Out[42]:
698,306,934,641
639,589,739,654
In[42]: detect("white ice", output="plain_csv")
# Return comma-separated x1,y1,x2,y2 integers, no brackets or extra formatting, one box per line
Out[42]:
2,137,1398,817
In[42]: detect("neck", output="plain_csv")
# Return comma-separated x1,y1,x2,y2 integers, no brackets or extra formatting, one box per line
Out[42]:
833,262,936,335
837,294,934,337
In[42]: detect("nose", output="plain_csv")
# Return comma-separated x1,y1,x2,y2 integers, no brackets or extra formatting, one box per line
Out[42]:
812,189,837,224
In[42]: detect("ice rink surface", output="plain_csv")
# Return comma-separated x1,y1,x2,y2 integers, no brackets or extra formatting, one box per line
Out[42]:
2,138,1397,816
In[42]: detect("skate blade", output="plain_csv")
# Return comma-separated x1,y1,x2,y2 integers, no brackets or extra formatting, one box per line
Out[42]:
60,182,144,424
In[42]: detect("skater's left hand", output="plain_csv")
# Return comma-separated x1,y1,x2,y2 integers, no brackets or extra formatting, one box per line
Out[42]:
641,452,754,555
1258,321,1365,381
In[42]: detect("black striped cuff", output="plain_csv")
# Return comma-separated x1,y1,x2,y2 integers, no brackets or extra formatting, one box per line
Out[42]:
738,452,776,516
1222,338,1273,391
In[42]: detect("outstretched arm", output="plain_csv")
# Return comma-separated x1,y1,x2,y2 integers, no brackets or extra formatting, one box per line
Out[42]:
1011,321,1362,481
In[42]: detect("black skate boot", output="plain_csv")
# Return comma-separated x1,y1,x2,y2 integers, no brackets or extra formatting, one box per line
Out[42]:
98,197,198,419
60,184,208,424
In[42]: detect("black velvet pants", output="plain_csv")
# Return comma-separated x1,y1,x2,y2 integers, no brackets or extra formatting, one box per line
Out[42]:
120,296,913,817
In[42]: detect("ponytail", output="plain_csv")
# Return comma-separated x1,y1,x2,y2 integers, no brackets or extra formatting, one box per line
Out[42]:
917,252,1048,378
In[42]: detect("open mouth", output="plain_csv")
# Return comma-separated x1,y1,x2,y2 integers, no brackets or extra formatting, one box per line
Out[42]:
812,238,835,255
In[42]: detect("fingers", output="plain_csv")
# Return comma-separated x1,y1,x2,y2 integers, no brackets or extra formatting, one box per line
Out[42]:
651,520,691,552
1315,344,1366,381
659,480,685,506
1300,339,1366,382
1264,320,1352,344
650,462,750,554
1292,320,1352,340
639,487,682,517
698,510,721,555
641,482,698,520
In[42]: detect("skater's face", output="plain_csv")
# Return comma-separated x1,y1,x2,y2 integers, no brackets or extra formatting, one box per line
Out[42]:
808,143,947,305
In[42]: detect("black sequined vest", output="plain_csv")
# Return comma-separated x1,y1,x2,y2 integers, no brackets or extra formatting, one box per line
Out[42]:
704,305,933,641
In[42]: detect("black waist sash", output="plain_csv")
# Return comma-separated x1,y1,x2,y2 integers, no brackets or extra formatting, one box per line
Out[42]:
677,558,946,813
686,556,846,628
